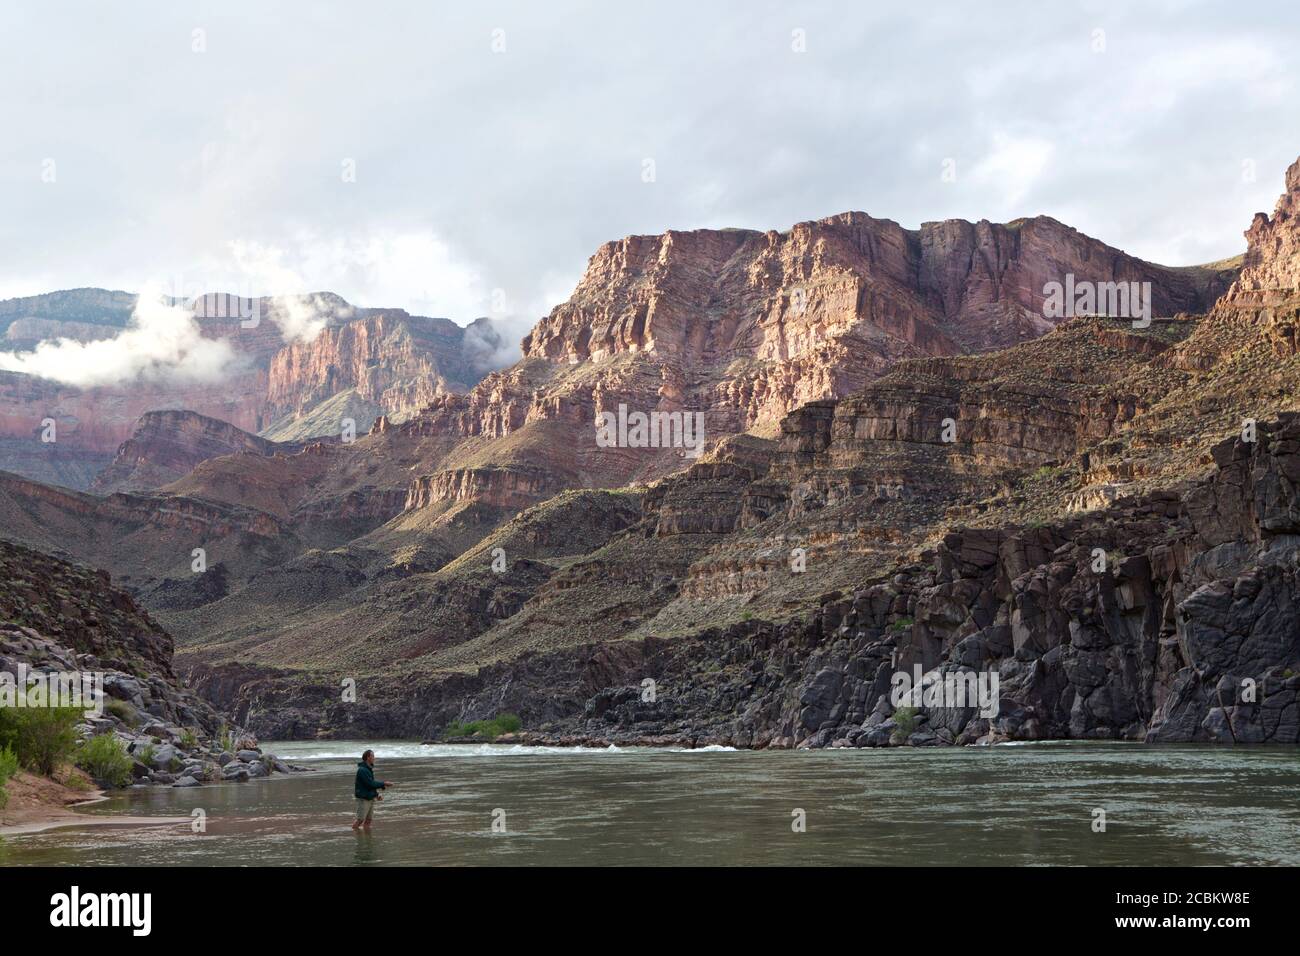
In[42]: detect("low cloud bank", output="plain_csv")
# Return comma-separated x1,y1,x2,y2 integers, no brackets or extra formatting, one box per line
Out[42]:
0,285,239,388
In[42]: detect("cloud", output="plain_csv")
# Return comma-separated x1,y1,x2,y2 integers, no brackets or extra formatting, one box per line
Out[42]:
0,284,238,387
226,241,345,343
0,1,1296,319
224,231,536,372
227,232,488,329
971,134,1056,211
461,318,510,374
274,293,349,343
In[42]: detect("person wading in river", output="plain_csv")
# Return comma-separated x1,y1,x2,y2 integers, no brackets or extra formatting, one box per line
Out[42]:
352,749,394,832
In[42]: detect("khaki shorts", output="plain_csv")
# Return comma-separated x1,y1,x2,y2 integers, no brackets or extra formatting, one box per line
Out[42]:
354,798,375,823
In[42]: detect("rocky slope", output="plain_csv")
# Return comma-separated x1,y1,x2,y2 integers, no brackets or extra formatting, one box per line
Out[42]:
0,468,308,598
187,399,1300,748
258,388,384,443
0,537,304,791
559,414,1300,748
0,536,175,678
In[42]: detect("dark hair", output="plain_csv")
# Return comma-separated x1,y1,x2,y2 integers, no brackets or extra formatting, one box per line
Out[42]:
362,749,374,761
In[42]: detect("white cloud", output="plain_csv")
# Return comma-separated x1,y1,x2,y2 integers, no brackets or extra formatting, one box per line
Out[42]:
226,232,488,325
362,233,487,320
0,0,1295,314
971,134,1057,210
0,283,238,387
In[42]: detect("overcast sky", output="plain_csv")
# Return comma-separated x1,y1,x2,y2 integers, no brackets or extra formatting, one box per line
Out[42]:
2,0,1297,339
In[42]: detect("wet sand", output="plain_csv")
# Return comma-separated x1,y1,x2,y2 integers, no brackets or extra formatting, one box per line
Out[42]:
0,770,188,836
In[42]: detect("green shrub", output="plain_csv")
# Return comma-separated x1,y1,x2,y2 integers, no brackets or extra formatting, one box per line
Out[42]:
104,699,139,726
0,706,83,776
179,728,198,749
444,712,523,741
0,745,18,810
217,726,237,753
138,743,156,767
494,713,522,734
75,734,133,789
890,706,919,744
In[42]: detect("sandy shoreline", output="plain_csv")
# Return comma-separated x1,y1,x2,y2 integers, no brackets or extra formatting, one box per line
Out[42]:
0,770,189,836
0,812,192,836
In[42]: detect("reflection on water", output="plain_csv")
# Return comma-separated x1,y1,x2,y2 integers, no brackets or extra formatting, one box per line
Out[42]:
2,741,1298,866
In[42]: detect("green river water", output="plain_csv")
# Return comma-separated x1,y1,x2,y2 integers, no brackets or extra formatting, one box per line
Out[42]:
2,741,1297,866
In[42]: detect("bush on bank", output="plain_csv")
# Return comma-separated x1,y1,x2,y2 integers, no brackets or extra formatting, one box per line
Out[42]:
444,713,523,740
0,706,82,777
0,745,18,809
74,734,133,789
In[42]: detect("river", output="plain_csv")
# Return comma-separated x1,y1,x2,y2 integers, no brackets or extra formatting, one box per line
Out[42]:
2,741,1298,866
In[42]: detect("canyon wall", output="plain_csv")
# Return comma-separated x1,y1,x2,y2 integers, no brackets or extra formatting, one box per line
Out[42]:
196,414,1300,747
264,312,502,429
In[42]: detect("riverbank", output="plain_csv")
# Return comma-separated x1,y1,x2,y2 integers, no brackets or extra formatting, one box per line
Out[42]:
0,769,187,836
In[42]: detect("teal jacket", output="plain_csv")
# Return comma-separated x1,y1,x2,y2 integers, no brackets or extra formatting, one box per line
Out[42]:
354,761,387,800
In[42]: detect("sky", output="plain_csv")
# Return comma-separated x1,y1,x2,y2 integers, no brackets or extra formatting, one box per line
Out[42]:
1,0,1298,347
